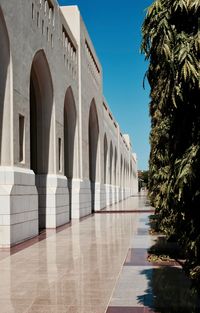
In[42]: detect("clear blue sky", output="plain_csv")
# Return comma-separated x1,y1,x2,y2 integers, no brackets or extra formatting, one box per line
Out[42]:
58,0,152,170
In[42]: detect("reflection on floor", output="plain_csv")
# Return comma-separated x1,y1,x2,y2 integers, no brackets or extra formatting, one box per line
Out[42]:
106,197,200,313
0,192,198,313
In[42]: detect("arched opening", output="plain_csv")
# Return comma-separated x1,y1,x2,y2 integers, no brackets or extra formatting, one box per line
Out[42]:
89,99,99,212
127,164,130,188
114,147,117,185
127,165,128,188
130,163,133,188
120,155,123,187
124,162,126,188
104,134,108,184
0,7,11,165
64,86,77,220
125,163,126,188
30,50,54,231
124,163,126,188
109,142,113,185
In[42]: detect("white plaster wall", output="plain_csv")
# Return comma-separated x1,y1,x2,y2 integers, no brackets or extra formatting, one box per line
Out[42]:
0,1,138,247
62,6,104,216
0,0,79,246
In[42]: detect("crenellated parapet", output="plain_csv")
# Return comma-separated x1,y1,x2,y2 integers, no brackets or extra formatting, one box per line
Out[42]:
85,40,101,89
31,0,55,40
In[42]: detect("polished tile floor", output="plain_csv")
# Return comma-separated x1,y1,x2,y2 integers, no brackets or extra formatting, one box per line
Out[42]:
0,194,148,313
106,200,200,313
1,194,196,313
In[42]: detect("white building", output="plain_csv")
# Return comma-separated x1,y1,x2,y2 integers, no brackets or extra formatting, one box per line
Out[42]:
0,0,138,247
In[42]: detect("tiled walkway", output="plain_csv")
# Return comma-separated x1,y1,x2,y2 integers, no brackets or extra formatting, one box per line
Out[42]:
105,197,199,313
0,194,198,313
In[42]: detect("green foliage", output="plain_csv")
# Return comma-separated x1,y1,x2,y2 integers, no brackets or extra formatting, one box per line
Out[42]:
141,0,200,285
138,170,149,185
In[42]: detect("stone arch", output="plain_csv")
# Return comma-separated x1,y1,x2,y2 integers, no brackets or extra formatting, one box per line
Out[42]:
64,86,77,178
103,133,108,184
30,49,54,230
125,162,127,188
127,163,130,187
120,155,123,187
0,7,12,165
114,147,117,185
127,163,128,187
130,162,133,187
88,99,99,212
64,86,77,220
109,141,113,185
126,162,128,187
123,161,126,188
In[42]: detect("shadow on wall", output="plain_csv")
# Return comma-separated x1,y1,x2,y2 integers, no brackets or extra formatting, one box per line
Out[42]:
30,50,53,231
0,7,10,165
64,86,77,221
89,99,99,213
137,267,200,313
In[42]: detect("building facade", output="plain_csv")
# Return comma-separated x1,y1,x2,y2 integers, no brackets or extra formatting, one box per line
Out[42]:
0,0,138,247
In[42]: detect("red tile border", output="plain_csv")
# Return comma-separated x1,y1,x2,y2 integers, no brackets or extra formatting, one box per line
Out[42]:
0,222,72,259
55,222,72,233
0,211,103,259
95,210,155,214
0,202,154,261
106,307,155,313
124,248,181,267
132,195,148,198
124,248,150,266
79,213,95,221
0,212,97,259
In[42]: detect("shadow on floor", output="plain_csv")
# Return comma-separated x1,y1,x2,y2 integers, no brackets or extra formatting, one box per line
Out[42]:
148,235,185,260
137,267,200,313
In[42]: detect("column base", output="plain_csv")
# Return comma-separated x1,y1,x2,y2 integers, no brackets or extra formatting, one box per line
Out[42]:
74,179,92,218
0,167,38,248
36,174,69,229
71,179,105,218
97,184,121,210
